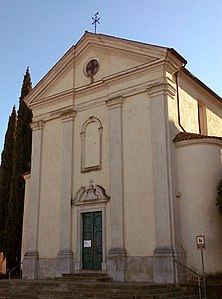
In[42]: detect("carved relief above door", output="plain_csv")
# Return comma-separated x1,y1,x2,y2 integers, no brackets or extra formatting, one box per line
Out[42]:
72,182,109,271
72,180,110,205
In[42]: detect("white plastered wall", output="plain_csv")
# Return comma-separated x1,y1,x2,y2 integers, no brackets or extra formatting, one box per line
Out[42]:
168,72,222,137
123,92,156,256
207,109,222,137
38,118,62,258
176,140,222,275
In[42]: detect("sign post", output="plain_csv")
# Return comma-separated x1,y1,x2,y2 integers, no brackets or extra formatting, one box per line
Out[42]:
196,235,207,299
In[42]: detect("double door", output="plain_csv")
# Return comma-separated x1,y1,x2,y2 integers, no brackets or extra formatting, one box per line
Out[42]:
82,211,102,270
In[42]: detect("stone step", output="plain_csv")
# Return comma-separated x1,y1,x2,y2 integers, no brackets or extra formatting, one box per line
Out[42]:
61,272,113,282
0,290,198,298
0,296,198,299
0,279,199,299
0,295,198,299
2,282,193,294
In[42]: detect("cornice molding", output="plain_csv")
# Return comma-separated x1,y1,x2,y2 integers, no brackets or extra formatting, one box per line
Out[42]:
32,105,74,124
22,172,31,181
164,50,186,74
75,95,106,112
102,58,165,87
175,137,222,148
30,120,45,131
60,109,76,122
75,32,168,61
27,60,167,114
74,59,165,97
29,89,74,110
27,57,166,112
75,79,165,112
23,33,188,112
24,48,74,107
147,83,176,99
106,96,124,109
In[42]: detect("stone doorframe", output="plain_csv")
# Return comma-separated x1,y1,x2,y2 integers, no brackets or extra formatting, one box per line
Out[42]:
74,205,107,271
72,182,110,271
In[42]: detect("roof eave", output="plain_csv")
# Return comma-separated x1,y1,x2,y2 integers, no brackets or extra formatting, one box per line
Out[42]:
182,68,222,104
168,48,187,66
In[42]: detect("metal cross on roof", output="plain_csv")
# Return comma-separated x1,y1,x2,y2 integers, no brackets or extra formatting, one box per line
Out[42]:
92,12,100,34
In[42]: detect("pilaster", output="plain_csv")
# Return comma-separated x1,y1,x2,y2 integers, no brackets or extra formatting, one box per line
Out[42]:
56,110,76,276
147,83,185,283
23,120,44,279
106,97,126,281
21,173,31,268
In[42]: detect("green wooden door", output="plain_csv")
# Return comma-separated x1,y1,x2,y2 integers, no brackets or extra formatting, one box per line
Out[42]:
82,211,102,270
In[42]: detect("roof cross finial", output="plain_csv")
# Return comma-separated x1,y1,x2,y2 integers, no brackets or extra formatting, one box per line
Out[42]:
92,12,100,34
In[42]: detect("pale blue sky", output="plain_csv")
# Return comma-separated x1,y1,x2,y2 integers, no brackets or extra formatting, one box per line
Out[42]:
1,0,222,152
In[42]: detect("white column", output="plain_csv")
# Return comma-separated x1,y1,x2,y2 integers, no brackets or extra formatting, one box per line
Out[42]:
106,97,126,281
56,110,76,276
22,120,44,279
148,83,185,283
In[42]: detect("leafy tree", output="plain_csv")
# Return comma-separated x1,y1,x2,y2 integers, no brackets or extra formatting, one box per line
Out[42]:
6,68,32,269
0,107,17,252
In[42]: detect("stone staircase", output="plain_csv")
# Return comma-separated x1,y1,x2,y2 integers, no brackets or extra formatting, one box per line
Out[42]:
0,273,198,298
60,272,113,282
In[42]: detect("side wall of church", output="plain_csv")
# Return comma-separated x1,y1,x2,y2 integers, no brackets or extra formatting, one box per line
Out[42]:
167,72,222,137
180,70,222,137
167,71,222,277
176,140,222,276
207,108,222,136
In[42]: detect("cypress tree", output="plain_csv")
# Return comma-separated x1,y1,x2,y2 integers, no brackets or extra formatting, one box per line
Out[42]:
0,107,17,253
6,68,32,269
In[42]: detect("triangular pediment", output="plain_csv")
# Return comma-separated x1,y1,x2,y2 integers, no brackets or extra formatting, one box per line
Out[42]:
24,32,183,109
73,32,168,88
74,31,168,66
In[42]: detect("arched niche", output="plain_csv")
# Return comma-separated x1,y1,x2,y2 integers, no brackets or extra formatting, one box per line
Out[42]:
80,116,103,173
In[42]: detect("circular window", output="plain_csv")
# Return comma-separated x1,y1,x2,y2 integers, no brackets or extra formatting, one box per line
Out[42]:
85,59,99,77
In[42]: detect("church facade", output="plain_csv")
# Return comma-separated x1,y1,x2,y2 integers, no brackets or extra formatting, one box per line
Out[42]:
22,32,222,283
